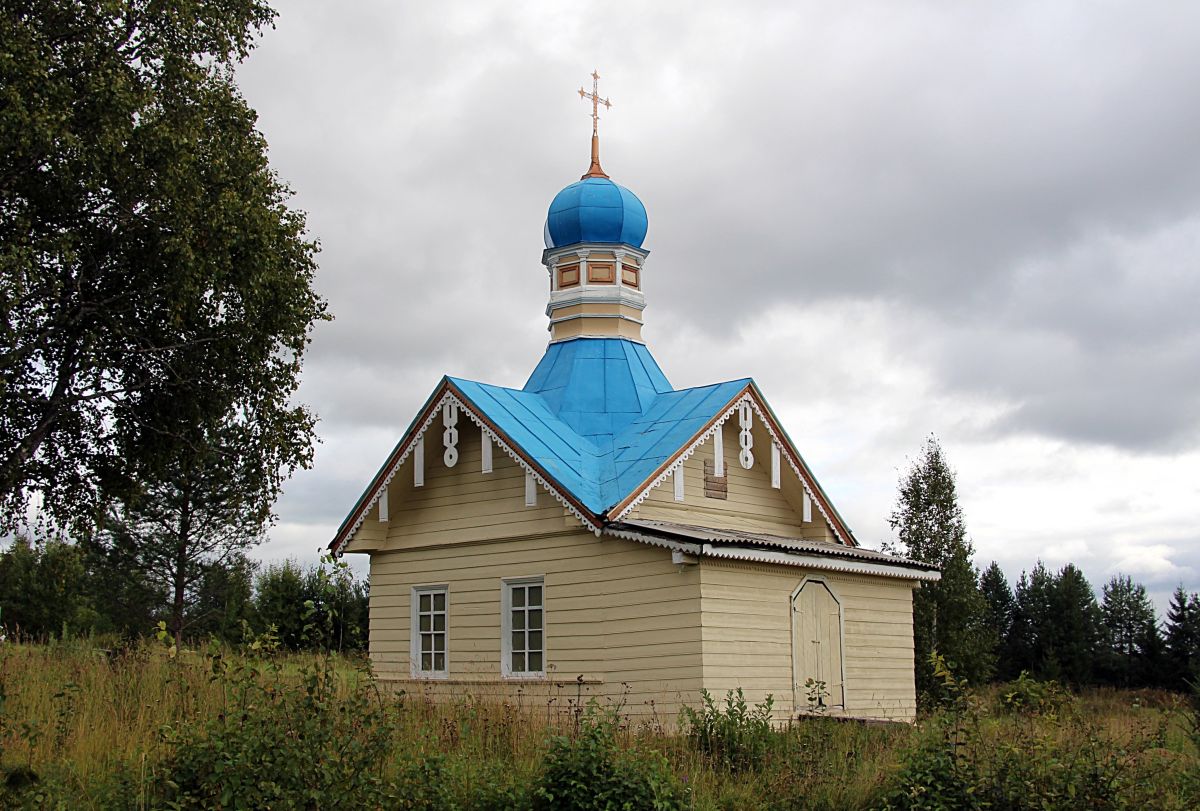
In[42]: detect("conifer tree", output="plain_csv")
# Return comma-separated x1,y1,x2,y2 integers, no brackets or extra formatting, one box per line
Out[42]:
889,436,993,696
1166,586,1200,689
1049,564,1101,686
1011,562,1056,677
980,561,1016,680
1099,574,1158,687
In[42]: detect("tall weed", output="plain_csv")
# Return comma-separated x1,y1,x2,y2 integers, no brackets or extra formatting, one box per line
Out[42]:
535,700,687,810
679,688,774,774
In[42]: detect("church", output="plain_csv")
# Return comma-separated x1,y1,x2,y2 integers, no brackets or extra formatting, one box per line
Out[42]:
329,76,938,723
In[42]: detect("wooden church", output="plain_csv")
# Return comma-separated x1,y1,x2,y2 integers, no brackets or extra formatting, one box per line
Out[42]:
330,77,939,723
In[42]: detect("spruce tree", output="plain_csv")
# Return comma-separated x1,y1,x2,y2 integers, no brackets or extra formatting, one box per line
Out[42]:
1099,574,1157,687
889,436,993,696
980,561,1016,680
1165,586,1200,689
1012,562,1056,678
1050,564,1102,686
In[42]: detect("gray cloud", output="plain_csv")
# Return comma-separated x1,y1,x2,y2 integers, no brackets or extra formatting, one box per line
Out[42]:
238,1,1200,596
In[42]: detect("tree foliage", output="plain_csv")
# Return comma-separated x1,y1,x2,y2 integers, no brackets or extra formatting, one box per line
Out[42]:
98,419,287,644
979,561,1018,680
1008,562,1103,686
0,0,327,533
1098,574,1160,687
1166,586,1200,689
0,535,94,636
0,538,368,650
890,436,993,695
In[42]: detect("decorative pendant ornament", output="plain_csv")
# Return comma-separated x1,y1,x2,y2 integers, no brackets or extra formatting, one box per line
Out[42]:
738,402,754,469
443,403,459,467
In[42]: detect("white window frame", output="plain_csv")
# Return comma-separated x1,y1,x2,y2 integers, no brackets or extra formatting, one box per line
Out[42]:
501,576,546,679
410,584,449,679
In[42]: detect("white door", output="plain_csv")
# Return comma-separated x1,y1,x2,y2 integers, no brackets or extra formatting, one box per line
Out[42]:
793,580,844,709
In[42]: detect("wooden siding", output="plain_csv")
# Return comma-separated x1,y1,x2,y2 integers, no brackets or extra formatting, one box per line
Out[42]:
367,531,703,720
698,560,917,723
631,420,836,542
344,419,570,554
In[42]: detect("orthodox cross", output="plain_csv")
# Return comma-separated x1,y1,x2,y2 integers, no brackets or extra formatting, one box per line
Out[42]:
579,70,611,137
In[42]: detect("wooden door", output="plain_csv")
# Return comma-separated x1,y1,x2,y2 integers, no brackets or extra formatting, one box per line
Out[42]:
793,580,844,710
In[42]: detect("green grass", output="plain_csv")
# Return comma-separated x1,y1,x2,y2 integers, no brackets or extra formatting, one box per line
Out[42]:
1,641,1197,809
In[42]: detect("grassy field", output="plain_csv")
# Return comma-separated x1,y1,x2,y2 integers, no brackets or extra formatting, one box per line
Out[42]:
1,639,1198,809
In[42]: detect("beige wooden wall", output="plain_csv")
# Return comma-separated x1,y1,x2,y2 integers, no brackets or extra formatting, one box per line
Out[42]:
367,530,703,723
345,420,569,554
699,560,918,722
629,420,836,542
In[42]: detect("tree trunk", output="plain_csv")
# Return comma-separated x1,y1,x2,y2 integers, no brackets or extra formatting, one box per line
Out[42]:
0,339,81,503
170,484,194,648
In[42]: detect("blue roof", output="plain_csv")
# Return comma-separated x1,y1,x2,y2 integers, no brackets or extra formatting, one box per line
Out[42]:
448,337,748,515
545,177,648,249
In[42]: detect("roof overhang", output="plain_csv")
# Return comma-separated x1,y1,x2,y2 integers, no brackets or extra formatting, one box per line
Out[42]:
329,378,602,556
605,520,941,582
607,381,859,546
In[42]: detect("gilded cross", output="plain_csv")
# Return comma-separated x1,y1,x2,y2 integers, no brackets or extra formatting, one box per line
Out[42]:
578,70,611,137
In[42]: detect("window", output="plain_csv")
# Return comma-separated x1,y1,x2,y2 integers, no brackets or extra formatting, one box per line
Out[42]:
503,577,544,678
411,586,448,678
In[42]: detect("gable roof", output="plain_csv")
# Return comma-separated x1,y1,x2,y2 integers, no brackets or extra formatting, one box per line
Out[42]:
330,337,857,555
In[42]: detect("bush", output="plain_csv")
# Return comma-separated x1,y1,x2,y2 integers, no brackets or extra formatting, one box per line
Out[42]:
534,701,687,811
880,655,982,811
157,640,435,809
997,671,1074,717
679,688,774,774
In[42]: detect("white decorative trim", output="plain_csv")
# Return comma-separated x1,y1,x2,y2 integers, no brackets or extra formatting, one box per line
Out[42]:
546,285,647,316
548,312,644,326
673,467,685,502
481,434,493,474
413,434,424,488
525,472,538,507
611,392,848,545
442,403,459,468
713,422,724,478
771,442,781,489
378,488,389,523
738,402,754,470
803,492,813,523
332,390,599,556
603,527,939,582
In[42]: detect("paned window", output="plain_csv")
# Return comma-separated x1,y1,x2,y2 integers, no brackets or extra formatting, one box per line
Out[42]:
503,578,544,677
412,586,448,677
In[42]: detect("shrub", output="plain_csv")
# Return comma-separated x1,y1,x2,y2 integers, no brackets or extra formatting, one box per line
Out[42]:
534,701,687,811
880,655,982,811
679,688,774,774
157,640,435,809
998,671,1074,717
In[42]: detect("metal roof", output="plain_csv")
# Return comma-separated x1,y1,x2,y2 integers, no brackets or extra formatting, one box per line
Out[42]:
331,337,859,553
545,177,648,249
606,519,940,581
448,337,751,514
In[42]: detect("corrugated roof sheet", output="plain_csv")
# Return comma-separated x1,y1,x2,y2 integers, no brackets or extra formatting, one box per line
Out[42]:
609,519,938,573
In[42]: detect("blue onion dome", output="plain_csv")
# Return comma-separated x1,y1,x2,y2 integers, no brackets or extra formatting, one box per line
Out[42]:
544,177,648,249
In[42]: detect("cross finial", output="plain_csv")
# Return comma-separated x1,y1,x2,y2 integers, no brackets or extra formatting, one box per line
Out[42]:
579,70,611,137
578,70,611,179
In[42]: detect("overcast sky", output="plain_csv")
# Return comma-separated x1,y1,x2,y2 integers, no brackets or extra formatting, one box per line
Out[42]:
236,0,1200,611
